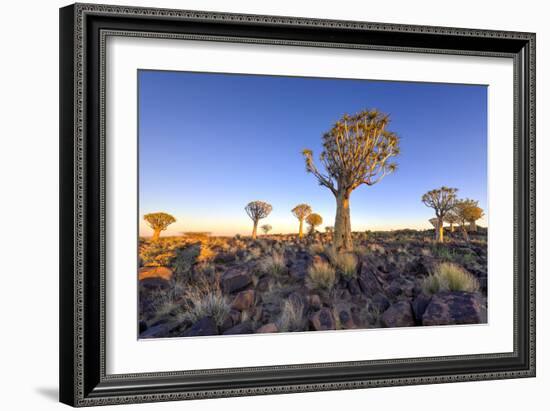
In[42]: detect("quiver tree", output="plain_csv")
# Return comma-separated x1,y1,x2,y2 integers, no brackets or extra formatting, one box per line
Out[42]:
143,212,176,242
302,109,400,252
306,213,323,234
454,198,479,241
464,205,484,232
428,218,440,241
291,203,312,239
444,212,461,233
421,187,458,242
245,201,272,240
261,224,272,235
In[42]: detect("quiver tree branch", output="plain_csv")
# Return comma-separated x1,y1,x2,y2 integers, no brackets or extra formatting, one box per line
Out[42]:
302,109,400,252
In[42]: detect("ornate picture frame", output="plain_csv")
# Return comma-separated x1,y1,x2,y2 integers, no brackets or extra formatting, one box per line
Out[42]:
59,3,535,407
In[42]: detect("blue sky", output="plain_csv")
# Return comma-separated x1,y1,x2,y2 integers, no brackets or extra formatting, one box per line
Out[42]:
138,70,487,236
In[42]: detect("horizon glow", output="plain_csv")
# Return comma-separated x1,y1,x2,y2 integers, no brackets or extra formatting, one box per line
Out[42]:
138,70,488,237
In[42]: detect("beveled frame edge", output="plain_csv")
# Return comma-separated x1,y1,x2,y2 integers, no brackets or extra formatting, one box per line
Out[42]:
59,2,536,407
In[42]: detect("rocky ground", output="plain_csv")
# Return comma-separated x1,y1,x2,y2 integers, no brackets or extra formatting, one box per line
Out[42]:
138,229,487,338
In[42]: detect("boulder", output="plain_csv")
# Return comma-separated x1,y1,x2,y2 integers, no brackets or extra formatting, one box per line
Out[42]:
338,308,356,329
422,292,485,326
309,308,335,331
308,294,322,311
381,301,415,328
357,264,385,298
347,278,361,295
139,321,180,339
256,323,279,333
214,252,236,264
223,321,254,335
183,317,218,337
221,268,252,294
289,259,308,281
411,293,432,323
370,293,390,313
231,290,255,311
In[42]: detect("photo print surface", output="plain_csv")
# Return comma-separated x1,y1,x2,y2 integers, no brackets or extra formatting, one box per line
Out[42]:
137,70,488,339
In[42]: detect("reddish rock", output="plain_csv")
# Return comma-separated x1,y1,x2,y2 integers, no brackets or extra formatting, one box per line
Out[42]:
308,294,322,310
422,292,484,326
309,308,335,331
381,301,415,328
231,290,255,311
221,268,252,294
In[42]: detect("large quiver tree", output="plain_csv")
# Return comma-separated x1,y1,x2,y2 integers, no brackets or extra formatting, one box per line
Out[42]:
291,203,312,239
422,187,458,242
144,212,176,241
302,109,400,252
245,201,272,240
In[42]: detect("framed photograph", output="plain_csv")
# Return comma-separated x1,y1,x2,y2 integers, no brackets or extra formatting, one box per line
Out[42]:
59,3,535,407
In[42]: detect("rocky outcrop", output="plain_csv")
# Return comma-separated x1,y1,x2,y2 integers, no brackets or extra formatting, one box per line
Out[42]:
422,292,484,326
309,308,336,331
381,301,415,328
221,268,252,294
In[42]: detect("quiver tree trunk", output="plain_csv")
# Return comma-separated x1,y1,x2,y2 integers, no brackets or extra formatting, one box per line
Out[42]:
252,220,259,240
152,228,162,242
334,191,353,252
449,223,455,233
461,224,469,242
298,219,304,239
436,217,444,242
469,220,477,232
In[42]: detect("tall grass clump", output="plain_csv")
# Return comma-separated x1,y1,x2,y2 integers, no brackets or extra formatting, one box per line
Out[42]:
180,277,230,327
259,252,287,276
335,253,358,280
306,260,336,290
421,262,479,295
276,299,306,332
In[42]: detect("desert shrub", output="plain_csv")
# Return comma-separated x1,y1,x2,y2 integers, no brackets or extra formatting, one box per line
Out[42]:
334,253,358,280
353,244,370,259
171,245,200,277
368,243,385,254
180,277,229,327
421,262,480,294
276,298,306,332
309,243,325,255
306,260,336,290
431,245,454,261
197,245,215,263
259,252,287,276
323,245,338,266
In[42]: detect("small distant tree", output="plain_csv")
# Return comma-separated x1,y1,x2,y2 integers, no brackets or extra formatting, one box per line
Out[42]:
453,198,478,242
245,201,272,240
261,224,272,235
306,213,323,234
422,187,458,242
291,203,312,239
444,212,461,233
464,205,484,232
144,212,176,242
302,109,400,252
325,226,334,234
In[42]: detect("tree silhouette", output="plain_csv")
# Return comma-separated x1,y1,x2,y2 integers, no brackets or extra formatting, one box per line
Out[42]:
261,224,272,235
422,187,458,242
245,201,272,239
306,213,323,234
291,203,312,239
144,212,176,242
302,109,399,251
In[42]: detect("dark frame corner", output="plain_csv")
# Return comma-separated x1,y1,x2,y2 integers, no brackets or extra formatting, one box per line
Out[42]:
60,2,535,407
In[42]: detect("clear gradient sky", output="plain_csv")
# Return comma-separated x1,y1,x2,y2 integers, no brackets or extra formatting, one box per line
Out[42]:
138,70,487,237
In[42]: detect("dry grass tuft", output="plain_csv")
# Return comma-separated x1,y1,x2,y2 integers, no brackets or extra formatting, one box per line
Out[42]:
306,260,336,290
422,262,480,295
